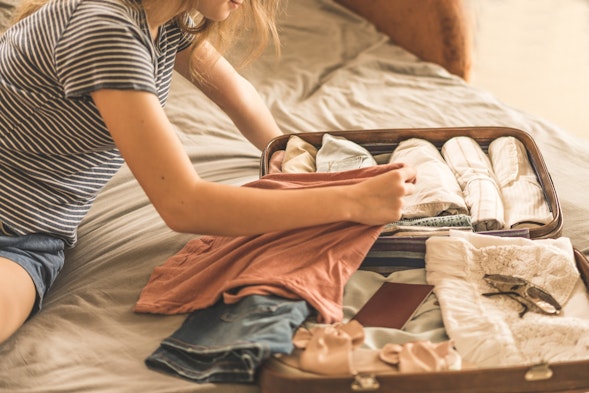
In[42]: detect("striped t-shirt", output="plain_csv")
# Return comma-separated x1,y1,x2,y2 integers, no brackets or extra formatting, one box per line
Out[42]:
0,0,193,246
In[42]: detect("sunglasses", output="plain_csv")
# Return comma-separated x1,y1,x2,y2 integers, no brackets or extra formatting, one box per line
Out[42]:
482,274,562,318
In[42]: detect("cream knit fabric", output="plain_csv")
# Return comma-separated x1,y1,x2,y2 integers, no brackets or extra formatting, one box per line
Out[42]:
425,231,589,367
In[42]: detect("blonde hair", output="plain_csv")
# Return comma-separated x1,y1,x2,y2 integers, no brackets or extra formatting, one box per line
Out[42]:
176,0,282,80
12,0,282,78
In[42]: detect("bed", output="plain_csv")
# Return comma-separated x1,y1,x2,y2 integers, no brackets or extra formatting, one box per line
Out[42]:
1,0,589,392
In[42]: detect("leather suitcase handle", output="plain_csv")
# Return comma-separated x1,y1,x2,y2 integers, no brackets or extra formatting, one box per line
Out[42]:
574,248,589,292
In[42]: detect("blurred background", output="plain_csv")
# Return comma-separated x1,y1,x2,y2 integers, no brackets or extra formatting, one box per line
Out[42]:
467,0,589,141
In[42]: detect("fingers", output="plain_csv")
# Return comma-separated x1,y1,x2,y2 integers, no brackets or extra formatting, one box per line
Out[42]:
396,163,417,185
403,175,416,196
382,162,417,195
348,163,418,226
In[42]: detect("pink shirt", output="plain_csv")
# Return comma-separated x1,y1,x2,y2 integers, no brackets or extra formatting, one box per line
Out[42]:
134,164,402,323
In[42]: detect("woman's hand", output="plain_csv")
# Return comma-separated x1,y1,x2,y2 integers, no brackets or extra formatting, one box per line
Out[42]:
346,163,417,226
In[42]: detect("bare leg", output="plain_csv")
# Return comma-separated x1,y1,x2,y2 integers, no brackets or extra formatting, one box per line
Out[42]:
0,257,36,344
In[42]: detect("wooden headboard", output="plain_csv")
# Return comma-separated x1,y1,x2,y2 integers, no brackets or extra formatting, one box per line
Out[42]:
335,0,473,81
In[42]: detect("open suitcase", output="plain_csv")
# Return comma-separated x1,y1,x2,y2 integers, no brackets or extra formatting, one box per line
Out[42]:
260,126,563,241
257,127,589,393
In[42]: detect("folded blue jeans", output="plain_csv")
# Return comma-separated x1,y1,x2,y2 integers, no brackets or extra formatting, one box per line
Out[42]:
145,295,311,384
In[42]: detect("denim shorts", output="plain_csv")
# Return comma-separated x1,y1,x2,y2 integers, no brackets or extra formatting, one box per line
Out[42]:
146,295,311,383
0,223,65,314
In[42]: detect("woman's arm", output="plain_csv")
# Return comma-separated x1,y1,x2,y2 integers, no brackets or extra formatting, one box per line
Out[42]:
174,41,282,150
90,89,416,237
335,0,473,81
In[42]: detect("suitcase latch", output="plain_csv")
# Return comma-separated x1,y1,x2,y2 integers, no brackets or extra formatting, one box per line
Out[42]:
525,363,553,381
351,373,380,391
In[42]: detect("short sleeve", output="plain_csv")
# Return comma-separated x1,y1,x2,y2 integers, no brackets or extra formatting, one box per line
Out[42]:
55,4,157,98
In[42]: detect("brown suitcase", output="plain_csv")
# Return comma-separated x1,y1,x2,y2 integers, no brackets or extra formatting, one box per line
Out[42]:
260,126,562,240
259,249,589,393
261,126,563,272
258,127,589,392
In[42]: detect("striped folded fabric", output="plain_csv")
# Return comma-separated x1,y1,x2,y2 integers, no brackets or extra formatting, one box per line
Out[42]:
362,228,530,274
488,136,553,228
441,136,505,231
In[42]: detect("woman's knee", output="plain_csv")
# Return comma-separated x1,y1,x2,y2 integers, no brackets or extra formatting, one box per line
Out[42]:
0,258,36,344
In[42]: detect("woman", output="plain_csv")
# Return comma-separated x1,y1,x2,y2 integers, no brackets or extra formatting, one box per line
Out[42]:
0,0,415,344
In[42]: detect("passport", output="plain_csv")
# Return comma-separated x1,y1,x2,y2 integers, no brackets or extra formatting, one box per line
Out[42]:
352,281,434,329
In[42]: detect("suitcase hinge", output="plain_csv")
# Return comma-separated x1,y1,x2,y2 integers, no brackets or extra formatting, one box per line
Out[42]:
351,373,380,391
525,363,553,381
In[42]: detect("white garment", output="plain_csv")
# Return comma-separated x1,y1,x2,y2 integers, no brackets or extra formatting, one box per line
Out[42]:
441,136,505,231
425,231,589,368
316,134,377,173
488,136,553,228
282,135,318,173
389,138,468,218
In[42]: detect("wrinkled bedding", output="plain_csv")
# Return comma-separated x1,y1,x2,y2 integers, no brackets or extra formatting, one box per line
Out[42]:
1,0,589,392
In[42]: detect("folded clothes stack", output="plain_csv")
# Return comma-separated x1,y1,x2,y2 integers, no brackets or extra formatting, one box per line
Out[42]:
269,133,553,232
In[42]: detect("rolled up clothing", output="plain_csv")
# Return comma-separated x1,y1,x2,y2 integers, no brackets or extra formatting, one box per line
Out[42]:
316,133,377,173
441,136,505,231
282,134,318,173
381,214,473,236
488,136,553,228
389,138,468,218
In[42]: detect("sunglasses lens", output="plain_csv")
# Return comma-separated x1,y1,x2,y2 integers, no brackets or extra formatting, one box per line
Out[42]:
525,286,561,314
